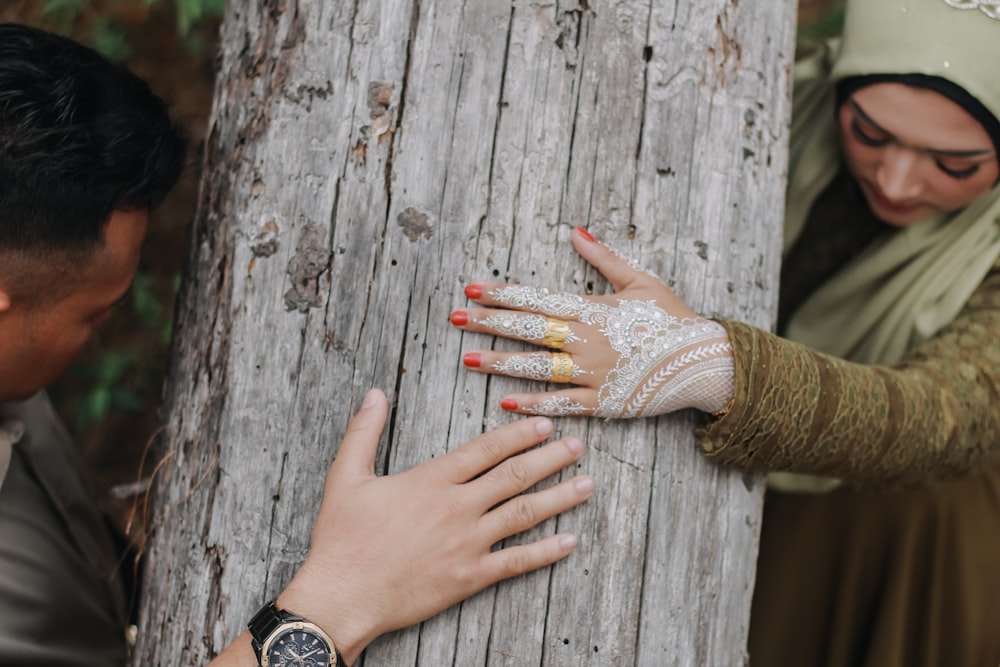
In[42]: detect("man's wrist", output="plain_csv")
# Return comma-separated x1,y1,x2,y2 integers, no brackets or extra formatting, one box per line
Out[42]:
276,572,373,666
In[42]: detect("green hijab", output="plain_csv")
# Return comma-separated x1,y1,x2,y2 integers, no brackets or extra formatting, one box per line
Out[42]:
770,0,1000,492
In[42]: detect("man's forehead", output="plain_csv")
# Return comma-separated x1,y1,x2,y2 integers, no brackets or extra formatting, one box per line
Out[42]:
0,209,148,301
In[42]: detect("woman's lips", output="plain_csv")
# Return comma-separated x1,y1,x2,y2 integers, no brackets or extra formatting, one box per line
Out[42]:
864,182,923,215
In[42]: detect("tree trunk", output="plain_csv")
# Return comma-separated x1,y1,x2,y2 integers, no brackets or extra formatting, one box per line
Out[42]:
134,1,794,665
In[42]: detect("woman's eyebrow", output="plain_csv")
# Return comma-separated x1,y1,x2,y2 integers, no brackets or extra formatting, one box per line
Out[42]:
848,98,889,135
848,97,995,159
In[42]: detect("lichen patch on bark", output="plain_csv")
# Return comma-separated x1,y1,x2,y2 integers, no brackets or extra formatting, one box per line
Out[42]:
284,224,330,312
397,207,433,242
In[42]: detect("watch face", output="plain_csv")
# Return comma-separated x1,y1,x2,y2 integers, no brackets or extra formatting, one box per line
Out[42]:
261,624,334,667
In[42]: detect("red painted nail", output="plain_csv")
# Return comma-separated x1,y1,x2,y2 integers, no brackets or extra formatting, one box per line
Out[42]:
450,310,469,326
463,352,481,368
501,398,519,411
464,284,484,299
576,226,596,242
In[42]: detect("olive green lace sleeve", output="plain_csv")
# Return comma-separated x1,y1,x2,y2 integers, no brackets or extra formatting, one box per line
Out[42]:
696,265,1000,486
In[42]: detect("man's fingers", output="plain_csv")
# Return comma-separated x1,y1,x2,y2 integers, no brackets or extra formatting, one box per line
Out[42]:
330,389,388,476
479,532,583,585
481,472,595,541
473,437,587,507
438,417,554,484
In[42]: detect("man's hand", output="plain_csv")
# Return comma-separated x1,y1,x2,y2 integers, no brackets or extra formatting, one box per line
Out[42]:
277,389,594,664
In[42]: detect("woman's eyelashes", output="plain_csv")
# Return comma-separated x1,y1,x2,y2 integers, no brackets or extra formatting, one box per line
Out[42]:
934,160,980,180
850,119,889,147
851,120,981,180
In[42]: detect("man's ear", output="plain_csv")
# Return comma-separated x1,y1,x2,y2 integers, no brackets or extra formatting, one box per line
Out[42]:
0,287,10,313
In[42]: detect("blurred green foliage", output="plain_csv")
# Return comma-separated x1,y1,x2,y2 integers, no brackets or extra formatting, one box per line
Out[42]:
39,0,224,60
71,352,143,431
798,1,846,43
174,0,226,35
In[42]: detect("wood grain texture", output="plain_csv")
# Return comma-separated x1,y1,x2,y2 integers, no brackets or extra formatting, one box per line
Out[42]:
134,1,794,664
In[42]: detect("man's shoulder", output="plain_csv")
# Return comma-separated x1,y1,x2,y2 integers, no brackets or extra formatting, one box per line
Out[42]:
0,443,127,664
0,394,130,664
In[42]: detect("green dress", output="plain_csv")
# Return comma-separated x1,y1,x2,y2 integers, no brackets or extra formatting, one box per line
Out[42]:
697,170,1000,666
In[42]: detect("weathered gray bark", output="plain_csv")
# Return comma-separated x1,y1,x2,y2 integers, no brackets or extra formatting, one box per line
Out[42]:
134,1,794,665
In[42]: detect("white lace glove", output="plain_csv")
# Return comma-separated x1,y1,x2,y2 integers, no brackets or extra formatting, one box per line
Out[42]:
451,227,734,418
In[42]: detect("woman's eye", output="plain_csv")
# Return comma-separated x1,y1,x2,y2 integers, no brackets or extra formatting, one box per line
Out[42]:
850,120,889,147
935,160,980,180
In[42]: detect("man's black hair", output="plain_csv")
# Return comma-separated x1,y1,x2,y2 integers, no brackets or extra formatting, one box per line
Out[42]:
0,23,186,252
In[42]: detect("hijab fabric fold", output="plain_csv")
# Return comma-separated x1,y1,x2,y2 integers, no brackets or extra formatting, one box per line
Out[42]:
769,0,1000,492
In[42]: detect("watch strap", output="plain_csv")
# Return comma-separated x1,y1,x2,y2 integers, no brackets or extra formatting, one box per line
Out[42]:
248,600,346,666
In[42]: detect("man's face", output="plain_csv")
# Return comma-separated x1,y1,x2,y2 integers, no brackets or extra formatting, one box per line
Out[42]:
0,210,147,402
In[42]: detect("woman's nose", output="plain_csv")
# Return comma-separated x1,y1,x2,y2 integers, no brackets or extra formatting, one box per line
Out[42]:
875,146,923,200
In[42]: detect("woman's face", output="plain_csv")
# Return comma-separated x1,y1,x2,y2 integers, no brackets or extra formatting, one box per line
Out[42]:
837,82,999,227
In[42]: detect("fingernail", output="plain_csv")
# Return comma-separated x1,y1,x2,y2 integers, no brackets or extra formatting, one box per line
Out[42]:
574,476,595,494
534,417,553,436
565,437,584,454
501,398,519,411
362,390,379,409
450,310,469,326
463,352,481,368
465,284,483,299
559,534,578,550
576,226,596,243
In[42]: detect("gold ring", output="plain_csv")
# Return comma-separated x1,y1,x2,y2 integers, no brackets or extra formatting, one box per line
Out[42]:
550,352,575,383
542,317,571,349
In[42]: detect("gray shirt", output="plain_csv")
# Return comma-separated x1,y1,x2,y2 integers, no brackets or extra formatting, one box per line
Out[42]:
0,394,128,666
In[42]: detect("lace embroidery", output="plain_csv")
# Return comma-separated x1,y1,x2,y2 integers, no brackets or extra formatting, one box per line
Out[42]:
489,286,734,416
607,244,662,281
492,353,588,381
943,0,1000,20
478,313,582,345
532,395,590,416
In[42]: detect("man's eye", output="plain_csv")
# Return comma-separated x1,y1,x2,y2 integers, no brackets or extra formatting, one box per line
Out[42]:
850,120,889,147
935,160,980,180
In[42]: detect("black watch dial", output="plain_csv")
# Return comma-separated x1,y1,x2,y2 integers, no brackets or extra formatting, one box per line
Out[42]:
262,626,333,667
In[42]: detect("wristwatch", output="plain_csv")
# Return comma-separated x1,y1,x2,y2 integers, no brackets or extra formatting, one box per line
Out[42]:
248,601,345,667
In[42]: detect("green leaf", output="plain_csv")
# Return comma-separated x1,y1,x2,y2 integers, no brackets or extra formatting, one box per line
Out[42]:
42,0,85,13
131,272,164,328
95,352,133,384
160,318,174,345
798,6,846,42
77,388,112,430
110,387,143,413
176,0,199,35
174,0,225,35
91,20,131,61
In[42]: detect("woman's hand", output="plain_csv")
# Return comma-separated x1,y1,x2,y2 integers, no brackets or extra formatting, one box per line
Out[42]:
276,389,594,665
451,227,734,418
